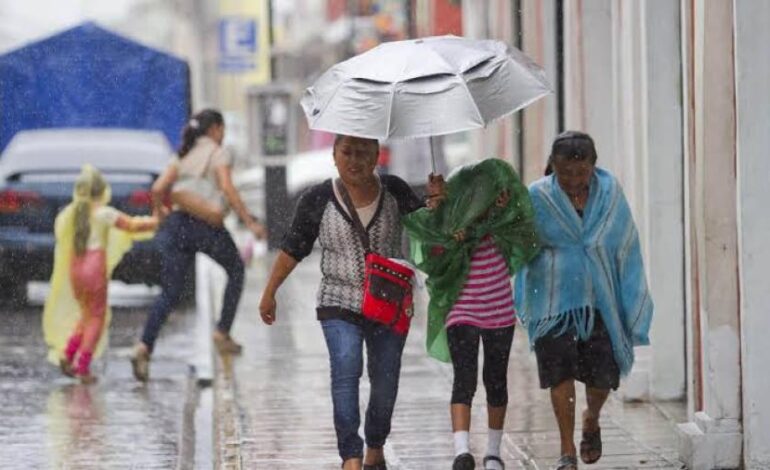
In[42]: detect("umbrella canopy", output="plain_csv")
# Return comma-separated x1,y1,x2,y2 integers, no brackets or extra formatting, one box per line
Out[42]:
301,35,552,141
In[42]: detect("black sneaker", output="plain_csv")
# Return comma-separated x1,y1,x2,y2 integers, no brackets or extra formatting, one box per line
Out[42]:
453,453,475,470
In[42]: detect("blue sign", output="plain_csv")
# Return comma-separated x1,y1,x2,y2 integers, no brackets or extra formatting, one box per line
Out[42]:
218,17,259,72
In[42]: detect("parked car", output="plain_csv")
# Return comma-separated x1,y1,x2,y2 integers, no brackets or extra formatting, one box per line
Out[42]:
0,128,172,304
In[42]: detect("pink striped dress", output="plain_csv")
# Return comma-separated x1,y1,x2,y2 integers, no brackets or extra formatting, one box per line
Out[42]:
445,236,516,329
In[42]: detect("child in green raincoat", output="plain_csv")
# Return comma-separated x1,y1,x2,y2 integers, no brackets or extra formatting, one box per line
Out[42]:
403,158,539,470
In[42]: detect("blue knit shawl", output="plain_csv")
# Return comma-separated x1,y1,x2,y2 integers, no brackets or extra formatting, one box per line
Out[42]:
514,168,653,376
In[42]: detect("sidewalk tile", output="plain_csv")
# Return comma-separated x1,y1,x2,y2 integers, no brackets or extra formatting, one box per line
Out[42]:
213,253,685,469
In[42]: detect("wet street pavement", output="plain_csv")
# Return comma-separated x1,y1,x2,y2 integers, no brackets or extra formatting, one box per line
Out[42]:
0,284,199,469
0,251,687,469
211,252,687,469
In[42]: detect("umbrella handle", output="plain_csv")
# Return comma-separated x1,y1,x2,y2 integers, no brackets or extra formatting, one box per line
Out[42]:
430,136,436,175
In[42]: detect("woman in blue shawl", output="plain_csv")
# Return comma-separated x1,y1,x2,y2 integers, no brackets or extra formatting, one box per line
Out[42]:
515,131,653,469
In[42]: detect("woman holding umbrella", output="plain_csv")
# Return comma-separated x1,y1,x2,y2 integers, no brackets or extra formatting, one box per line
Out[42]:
259,134,445,470
292,35,552,468
515,131,654,469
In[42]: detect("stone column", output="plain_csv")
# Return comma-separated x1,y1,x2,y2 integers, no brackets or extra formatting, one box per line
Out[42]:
676,1,742,468
734,0,770,467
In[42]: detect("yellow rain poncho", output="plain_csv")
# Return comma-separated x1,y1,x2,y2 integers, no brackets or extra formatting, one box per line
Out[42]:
43,165,154,364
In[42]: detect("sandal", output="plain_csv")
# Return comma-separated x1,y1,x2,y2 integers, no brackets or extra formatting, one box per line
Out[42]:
580,427,602,464
213,331,243,355
555,455,578,470
363,463,387,470
130,344,150,382
483,455,505,469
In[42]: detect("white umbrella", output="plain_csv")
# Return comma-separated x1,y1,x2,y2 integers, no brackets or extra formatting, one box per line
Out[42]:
301,35,552,169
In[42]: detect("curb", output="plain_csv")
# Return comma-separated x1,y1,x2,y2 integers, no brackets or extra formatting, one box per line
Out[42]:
195,254,215,386
197,255,243,470
175,254,221,470
177,368,201,470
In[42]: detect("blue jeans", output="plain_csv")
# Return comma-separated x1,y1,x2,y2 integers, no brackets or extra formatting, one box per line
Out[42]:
321,319,406,462
141,212,244,352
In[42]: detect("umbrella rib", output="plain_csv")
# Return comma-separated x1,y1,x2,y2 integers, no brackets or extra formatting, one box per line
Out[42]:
385,84,396,139
386,57,412,139
316,79,348,128
457,73,485,126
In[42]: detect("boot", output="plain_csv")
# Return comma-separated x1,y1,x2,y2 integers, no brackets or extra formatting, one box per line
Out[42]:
64,334,82,363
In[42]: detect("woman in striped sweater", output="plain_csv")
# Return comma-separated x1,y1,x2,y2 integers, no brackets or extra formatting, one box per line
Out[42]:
404,159,540,470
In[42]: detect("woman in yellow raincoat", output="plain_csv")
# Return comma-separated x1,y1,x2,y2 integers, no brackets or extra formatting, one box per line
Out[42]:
43,165,158,383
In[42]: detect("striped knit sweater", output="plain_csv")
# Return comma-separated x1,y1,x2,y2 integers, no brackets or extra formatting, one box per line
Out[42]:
281,176,423,323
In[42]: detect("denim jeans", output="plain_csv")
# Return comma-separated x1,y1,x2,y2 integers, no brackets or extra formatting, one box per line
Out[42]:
321,318,407,462
141,212,244,352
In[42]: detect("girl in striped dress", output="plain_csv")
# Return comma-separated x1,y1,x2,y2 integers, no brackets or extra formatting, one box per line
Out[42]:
404,159,540,470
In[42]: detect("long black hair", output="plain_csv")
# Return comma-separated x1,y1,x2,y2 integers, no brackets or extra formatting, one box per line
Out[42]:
545,130,598,176
333,134,379,153
178,109,225,158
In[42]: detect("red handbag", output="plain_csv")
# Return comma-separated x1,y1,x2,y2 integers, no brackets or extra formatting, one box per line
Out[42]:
362,253,415,335
337,180,415,335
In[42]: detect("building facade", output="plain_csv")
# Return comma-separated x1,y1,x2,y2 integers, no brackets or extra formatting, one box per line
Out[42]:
462,0,770,467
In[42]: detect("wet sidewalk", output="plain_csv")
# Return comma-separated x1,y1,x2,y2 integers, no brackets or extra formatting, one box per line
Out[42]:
208,251,686,469
0,289,202,469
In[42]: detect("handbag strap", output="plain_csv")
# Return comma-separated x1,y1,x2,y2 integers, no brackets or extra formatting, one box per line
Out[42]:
335,178,371,253
199,145,217,180
176,143,218,183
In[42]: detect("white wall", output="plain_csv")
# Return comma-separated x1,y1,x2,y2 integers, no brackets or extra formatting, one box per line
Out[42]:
734,0,770,466
520,0,557,184
562,0,686,402
642,0,685,401
511,0,768,464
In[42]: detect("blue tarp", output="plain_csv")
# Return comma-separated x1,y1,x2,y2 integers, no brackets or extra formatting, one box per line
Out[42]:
0,22,190,153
